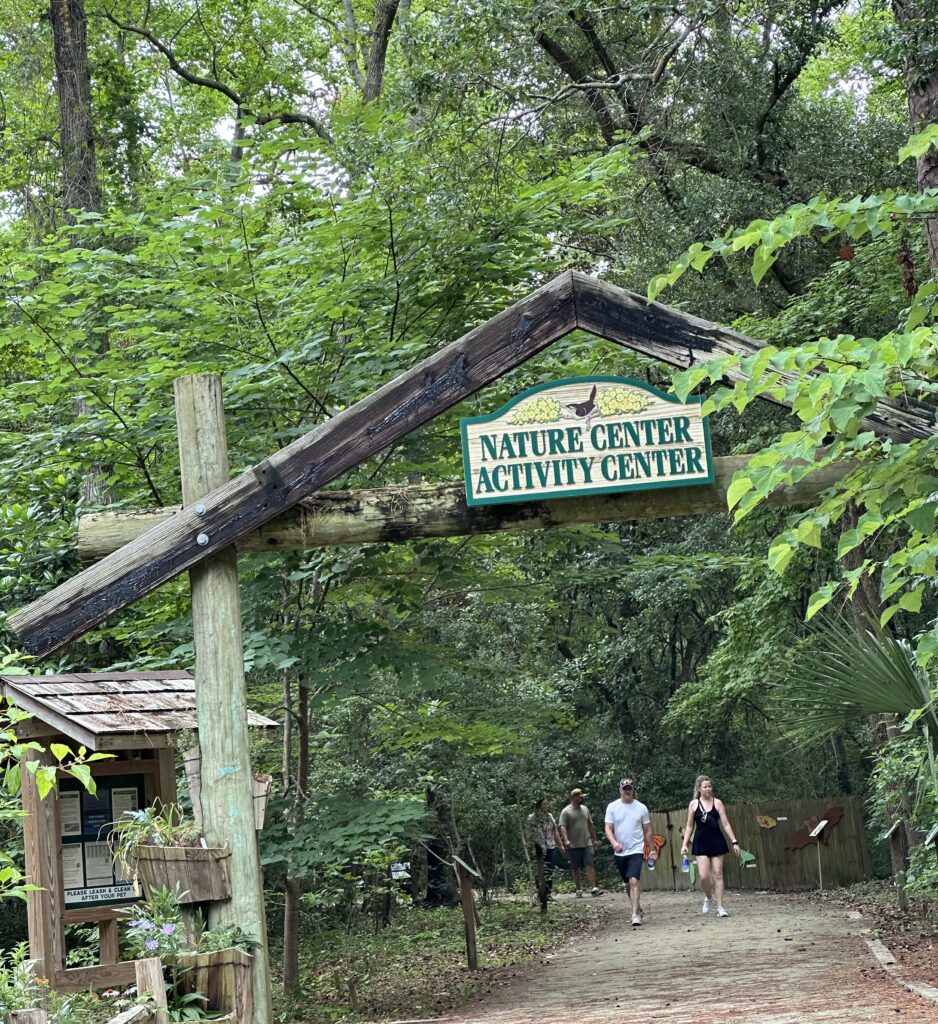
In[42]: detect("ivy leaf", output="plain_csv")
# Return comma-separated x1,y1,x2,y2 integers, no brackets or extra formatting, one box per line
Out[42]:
905,502,936,535
726,475,752,511
898,584,923,614
806,582,837,621
768,538,796,575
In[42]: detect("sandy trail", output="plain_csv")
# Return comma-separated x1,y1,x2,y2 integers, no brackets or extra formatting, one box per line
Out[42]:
446,890,938,1024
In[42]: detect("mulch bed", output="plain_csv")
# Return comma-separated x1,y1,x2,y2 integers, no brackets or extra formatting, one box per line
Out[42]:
801,881,938,989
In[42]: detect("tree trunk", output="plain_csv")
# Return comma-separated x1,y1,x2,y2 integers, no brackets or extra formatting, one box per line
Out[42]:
282,679,309,994
362,0,400,101
424,788,458,907
50,0,113,505
50,0,102,222
841,502,919,869
894,1,938,271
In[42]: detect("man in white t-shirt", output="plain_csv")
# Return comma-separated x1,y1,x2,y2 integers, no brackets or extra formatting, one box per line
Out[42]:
604,776,653,926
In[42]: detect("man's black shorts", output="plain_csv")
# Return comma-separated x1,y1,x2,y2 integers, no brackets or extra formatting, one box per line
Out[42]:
569,846,594,871
614,853,644,882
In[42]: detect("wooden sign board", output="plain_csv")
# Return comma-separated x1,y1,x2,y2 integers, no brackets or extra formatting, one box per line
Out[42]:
461,376,713,507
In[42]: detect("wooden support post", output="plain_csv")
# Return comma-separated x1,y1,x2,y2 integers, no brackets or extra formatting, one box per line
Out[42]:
135,957,169,1024
174,374,273,1024
5,1010,49,1023
454,862,479,970
99,918,119,965
885,820,908,909
21,748,64,977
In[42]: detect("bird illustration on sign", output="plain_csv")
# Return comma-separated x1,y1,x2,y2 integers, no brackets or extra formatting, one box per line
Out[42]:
560,384,597,422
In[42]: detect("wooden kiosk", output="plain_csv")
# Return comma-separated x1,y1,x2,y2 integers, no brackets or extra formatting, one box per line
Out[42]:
0,670,275,992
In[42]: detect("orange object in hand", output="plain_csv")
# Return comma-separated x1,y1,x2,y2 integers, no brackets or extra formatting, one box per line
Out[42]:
643,834,666,860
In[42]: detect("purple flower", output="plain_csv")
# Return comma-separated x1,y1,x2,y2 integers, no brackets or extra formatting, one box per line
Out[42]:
161,923,176,936
128,919,148,929
145,938,159,951
135,920,155,932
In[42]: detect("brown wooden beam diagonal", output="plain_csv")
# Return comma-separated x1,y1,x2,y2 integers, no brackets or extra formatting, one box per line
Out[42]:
571,272,937,443
9,273,577,656
77,456,851,562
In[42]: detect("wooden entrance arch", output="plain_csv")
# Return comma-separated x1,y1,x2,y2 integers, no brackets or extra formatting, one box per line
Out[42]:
7,271,937,1022
9,271,934,656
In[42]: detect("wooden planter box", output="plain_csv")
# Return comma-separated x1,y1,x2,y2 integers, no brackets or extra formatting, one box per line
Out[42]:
135,844,231,904
178,948,253,1024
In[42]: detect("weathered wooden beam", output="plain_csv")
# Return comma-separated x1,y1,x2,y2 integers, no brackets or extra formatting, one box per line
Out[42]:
572,272,937,443
13,270,933,656
10,274,577,655
77,456,850,560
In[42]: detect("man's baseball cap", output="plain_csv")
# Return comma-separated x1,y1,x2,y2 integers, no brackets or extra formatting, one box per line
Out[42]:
570,788,584,797
619,777,635,789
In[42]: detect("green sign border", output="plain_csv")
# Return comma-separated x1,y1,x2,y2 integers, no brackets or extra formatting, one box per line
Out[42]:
460,375,714,507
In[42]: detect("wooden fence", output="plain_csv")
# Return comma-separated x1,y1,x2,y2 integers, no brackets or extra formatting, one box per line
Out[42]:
637,795,870,891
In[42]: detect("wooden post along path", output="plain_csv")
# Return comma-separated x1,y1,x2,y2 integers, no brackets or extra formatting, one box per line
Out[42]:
134,957,169,1024
5,1010,49,1024
454,857,480,970
174,374,273,1024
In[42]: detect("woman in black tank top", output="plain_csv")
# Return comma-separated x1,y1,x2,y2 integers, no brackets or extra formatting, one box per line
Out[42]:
680,775,740,918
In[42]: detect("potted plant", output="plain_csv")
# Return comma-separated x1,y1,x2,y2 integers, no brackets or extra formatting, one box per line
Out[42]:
123,888,257,1023
110,802,231,905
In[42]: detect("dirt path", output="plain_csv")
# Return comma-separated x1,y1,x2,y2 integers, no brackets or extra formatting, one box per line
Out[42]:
449,890,938,1024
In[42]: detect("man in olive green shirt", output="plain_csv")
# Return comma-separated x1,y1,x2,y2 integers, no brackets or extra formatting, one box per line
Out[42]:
559,788,603,896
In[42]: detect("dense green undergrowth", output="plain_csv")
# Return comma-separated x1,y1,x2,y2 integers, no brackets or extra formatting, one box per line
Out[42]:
275,896,595,1024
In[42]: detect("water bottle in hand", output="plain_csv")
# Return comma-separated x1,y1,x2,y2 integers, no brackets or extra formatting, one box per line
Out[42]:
681,856,690,874
646,855,656,871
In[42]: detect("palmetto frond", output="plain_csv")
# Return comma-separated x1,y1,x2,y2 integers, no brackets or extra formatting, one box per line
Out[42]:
779,617,938,803
780,618,936,733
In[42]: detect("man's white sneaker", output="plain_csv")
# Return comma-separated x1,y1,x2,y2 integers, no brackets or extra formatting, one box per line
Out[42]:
575,889,583,897
631,913,641,926
702,897,710,914
716,906,729,918
590,887,603,896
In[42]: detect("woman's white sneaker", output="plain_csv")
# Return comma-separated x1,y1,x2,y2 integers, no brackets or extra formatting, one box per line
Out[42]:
702,897,710,914
631,913,642,926
716,907,729,918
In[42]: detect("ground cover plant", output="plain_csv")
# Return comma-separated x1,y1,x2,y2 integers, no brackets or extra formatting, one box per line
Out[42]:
277,895,597,1024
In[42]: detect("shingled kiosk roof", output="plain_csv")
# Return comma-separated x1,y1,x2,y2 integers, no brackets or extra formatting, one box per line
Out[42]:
0,670,277,751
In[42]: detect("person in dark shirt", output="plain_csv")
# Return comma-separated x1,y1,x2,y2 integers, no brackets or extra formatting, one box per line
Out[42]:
680,775,741,918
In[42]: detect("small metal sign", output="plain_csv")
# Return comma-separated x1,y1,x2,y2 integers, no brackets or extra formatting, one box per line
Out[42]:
809,819,829,839
460,376,713,507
